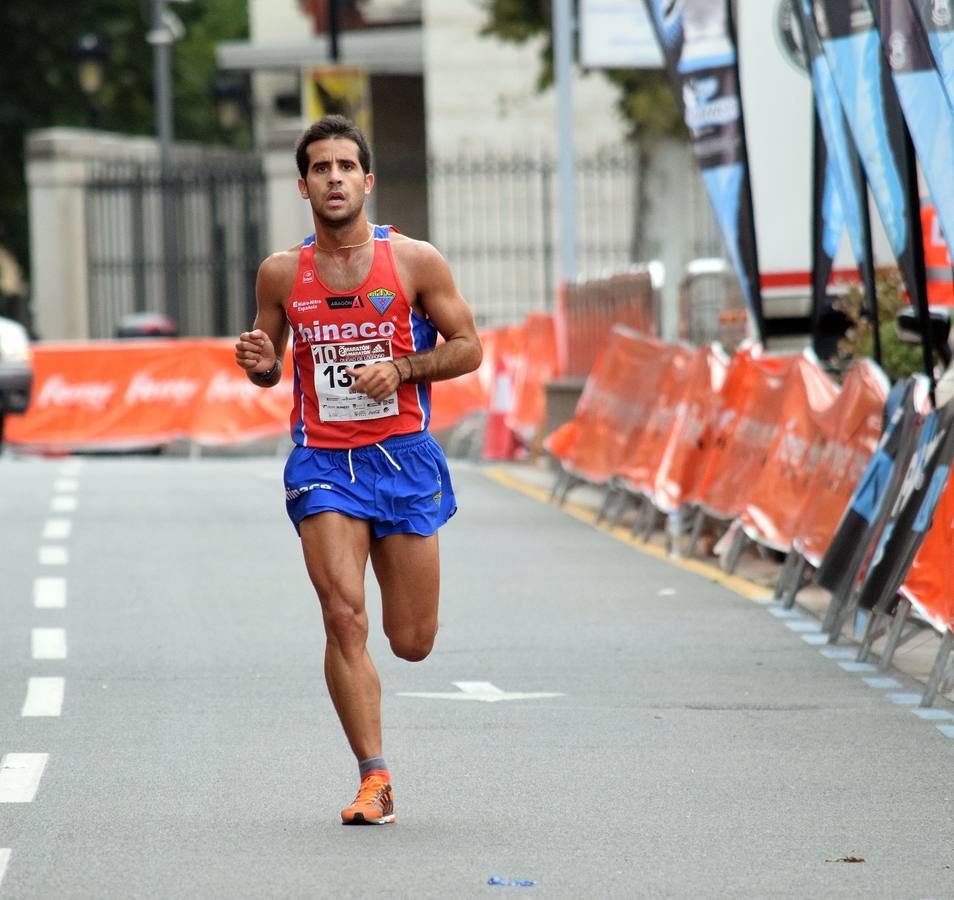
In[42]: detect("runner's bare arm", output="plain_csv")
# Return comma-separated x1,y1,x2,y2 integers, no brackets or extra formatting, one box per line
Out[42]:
348,241,482,401
235,253,293,387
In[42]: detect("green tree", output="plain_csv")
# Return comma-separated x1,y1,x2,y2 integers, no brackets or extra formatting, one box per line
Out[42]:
0,0,249,303
479,0,683,141
480,1,684,257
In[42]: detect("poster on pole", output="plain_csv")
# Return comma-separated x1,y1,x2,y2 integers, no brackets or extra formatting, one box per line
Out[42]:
580,0,664,68
303,66,372,141
642,0,764,342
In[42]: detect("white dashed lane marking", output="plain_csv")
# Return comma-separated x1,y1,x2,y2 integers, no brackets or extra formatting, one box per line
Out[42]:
0,848,10,889
21,678,65,718
0,754,49,803
31,629,67,661
37,546,68,566
50,496,77,513
52,479,78,493
42,519,72,540
33,577,66,609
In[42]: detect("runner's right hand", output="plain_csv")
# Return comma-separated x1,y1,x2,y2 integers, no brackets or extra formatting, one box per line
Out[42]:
235,329,277,373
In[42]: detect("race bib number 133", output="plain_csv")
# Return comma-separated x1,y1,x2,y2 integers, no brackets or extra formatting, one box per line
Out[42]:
312,340,399,422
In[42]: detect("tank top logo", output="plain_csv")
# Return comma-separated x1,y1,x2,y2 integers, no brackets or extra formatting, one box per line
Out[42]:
367,287,396,315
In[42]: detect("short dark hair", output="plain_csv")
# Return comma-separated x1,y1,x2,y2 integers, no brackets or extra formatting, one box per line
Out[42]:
295,115,372,177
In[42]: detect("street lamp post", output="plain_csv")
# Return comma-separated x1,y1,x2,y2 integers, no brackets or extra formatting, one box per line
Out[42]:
75,32,108,128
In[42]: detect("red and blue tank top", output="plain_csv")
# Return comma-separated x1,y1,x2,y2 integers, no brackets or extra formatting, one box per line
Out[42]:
285,224,437,448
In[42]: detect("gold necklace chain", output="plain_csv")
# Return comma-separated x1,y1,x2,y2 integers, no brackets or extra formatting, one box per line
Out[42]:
313,227,374,253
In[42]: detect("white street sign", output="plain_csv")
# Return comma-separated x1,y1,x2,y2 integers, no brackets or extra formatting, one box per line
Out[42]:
397,681,564,703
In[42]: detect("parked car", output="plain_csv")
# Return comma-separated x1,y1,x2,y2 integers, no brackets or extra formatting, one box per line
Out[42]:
0,315,33,446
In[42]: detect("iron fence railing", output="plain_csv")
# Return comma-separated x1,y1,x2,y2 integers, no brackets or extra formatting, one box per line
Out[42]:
85,156,266,339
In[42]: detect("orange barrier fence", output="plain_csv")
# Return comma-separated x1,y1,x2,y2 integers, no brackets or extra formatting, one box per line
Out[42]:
6,340,292,450
555,270,659,378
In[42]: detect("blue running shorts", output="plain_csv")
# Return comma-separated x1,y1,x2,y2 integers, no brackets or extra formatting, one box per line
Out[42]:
283,431,457,537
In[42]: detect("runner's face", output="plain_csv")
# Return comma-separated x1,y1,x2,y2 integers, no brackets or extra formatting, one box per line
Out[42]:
298,137,373,227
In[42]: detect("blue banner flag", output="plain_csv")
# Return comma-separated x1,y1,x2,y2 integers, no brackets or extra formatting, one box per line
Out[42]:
643,0,764,342
811,0,924,311
869,1,954,263
908,0,954,108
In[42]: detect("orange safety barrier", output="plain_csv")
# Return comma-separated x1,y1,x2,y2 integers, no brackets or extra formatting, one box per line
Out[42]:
791,360,889,566
922,204,954,305
6,340,291,450
900,466,954,632
693,349,795,519
650,344,729,513
8,338,494,451
548,326,668,485
505,313,558,446
614,344,696,497
739,352,839,552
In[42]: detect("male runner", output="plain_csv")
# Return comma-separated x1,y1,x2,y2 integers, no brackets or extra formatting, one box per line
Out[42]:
234,115,482,825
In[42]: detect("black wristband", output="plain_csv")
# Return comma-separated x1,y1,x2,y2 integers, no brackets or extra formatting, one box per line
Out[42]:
253,361,279,381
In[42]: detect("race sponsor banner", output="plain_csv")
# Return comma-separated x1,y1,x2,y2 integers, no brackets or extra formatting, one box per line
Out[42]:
551,326,671,485
739,351,839,552
869,0,954,264
694,350,796,519
643,0,764,341
651,343,730,513
794,1,869,281
900,461,954,632
814,375,927,597
908,0,954,108
614,344,697,496
811,0,927,315
856,397,954,612
6,340,292,450
6,339,491,450
791,359,890,566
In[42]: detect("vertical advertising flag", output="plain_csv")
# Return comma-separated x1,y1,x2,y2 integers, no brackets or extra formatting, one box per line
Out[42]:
811,0,925,310
869,1,954,264
794,3,868,275
908,0,954,107
643,0,764,342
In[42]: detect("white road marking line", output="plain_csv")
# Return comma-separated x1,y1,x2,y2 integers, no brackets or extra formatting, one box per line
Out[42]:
786,620,822,633
657,588,677,596
0,848,10,889
31,629,67,660
887,692,922,705
53,479,78,492
50,496,77,513
21,678,64,717
38,546,68,566
936,724,954,739
801,633,829,645
0,754,49,802
819,647,856,659
768,607,803,619
838,661,877,673
862,677,901,690
33,577,66,609
59,461,82,475
42,519,72,540
913,708,954,720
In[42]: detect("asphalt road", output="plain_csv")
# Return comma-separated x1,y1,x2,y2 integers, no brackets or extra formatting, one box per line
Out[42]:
1,454,954,899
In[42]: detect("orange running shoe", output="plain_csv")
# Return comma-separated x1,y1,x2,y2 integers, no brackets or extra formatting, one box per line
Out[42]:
340,771,395,825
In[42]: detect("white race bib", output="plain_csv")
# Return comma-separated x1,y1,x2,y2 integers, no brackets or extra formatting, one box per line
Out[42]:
312,340,399,422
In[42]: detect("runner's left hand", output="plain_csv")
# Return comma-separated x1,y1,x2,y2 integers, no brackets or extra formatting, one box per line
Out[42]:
346,361,400,402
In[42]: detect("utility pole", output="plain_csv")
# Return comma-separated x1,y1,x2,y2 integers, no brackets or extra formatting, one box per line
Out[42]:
328,0,341,63
553,0,578,283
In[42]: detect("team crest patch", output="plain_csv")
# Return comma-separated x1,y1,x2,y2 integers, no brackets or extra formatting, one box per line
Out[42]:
367,287,397,315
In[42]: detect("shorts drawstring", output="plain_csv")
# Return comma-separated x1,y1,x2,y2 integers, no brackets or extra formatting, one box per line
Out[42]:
375,443,403,472
348,443,402,485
